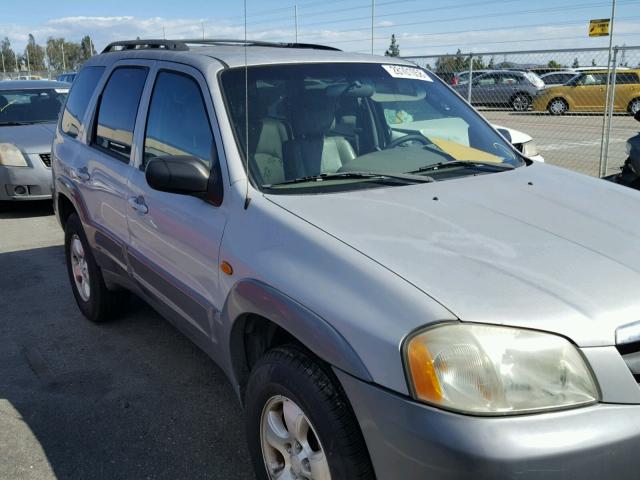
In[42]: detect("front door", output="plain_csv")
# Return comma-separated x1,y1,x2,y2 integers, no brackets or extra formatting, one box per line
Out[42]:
572,73,607,111
126,63,229,339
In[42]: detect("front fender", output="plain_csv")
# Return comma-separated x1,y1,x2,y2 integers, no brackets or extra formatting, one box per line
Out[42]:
220,278,372,397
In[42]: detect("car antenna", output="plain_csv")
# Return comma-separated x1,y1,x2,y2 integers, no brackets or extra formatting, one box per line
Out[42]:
243,0,251,210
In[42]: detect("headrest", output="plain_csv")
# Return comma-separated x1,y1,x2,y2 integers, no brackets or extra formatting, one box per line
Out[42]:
293,93,336,137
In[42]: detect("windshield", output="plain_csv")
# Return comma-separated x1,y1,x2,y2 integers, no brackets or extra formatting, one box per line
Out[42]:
0,88,68,125
221,63,522,193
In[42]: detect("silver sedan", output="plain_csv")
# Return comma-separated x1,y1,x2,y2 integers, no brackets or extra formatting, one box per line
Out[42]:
0,80,69,201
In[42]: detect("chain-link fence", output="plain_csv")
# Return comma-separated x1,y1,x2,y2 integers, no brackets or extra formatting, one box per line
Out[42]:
0,70,71,81
404,46,640,177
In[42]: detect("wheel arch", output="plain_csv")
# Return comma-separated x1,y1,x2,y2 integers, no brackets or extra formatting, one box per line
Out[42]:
628,96,640,114
223,279,372,401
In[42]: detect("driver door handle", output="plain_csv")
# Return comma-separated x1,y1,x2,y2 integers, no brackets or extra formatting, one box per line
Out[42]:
128,196,148,214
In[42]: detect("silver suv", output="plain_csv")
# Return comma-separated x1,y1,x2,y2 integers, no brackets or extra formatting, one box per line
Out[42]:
53,39,640,480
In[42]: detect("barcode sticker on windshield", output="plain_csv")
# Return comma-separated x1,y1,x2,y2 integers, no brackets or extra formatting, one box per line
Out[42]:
54,89,69,94
382,65,432,82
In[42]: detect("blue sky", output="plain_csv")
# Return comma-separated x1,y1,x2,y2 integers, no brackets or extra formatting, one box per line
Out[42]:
2,0,640,58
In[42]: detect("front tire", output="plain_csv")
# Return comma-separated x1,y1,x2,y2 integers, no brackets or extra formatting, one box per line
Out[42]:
245,345,374,480
64,213,127,322
629,98,640,116
548,97,569,115
511,93,531,111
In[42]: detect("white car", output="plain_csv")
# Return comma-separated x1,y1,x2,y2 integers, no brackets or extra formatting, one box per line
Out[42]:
494,125,544,162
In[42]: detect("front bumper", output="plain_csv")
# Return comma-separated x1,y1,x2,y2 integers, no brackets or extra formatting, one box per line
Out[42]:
0,154,53,201
336,370,640,480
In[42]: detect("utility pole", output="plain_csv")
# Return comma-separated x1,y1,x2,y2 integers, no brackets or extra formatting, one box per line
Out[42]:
14,50,19,73
598,0,617,177
1,50,5,79
371,0,375,54
202,21,206,40
89,35,94,56
163,26,166,40
61,41,66,72
294,5,299,43
26,46,31,76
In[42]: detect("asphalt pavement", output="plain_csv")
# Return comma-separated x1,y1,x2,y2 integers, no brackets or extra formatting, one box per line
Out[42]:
0,202,255,480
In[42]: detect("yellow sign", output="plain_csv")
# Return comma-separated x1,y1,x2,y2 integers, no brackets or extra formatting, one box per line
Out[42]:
589,18,610,37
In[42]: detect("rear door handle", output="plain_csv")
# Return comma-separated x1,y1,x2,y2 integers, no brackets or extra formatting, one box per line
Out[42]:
72,167,90,182
128,196,148,214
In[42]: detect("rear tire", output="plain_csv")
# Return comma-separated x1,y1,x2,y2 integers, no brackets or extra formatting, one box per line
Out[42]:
511,93,531,112
64,213,128,322
629,98,640,116
547,98,569,115
245,345,374,480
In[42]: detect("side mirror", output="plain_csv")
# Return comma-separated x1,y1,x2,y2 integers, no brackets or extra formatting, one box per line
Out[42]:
146,156,210,197
635,110,640,122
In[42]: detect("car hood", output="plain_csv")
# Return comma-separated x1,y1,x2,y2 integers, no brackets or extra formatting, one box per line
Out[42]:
267,163,640,346
0,123,56,153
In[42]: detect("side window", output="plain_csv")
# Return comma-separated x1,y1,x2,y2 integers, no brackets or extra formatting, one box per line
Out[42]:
143,71,214,168
477,75,496,86
617,73,639,85
60,66,105,138
93,67,148,162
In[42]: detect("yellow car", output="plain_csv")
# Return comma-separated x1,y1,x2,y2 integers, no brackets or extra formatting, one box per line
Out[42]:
533,69,640,115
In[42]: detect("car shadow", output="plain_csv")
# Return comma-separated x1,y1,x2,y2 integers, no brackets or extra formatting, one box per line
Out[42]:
0,245,255,480
0,200,54,219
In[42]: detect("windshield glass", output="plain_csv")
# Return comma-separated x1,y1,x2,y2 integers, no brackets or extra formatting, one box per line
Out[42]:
221,63,522,193
0,88,68,125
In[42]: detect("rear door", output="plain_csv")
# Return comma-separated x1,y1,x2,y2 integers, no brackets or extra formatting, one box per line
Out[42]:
79,62,151,267
126,62,229,340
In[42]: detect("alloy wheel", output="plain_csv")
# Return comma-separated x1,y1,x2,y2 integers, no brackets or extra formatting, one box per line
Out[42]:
549,99,568,115
70,234,91,302
512,94,530,111
260,395,331,480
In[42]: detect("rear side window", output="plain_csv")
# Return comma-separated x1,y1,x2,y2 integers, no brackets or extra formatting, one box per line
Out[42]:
143,71,214,168
617,73,640,85
93,67,148,162
60,66,105,138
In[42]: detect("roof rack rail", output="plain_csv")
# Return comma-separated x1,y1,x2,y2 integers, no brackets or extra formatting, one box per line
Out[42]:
101,38,341,54
102,40,189,53
183,39,341,51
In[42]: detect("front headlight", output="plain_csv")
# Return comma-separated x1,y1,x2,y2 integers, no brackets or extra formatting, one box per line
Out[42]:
0,143,28,167
521,140,539,158
404,323,599,415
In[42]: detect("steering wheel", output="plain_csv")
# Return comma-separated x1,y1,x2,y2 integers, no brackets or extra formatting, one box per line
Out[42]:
385,133,431,149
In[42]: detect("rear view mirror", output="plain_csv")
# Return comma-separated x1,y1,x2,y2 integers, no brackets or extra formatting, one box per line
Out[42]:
146,156,210,197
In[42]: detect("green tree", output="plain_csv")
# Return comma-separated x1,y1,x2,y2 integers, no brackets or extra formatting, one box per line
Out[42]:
384,34,400,57
23,34,46,71
572,57,580,68
487,57,495,69
547,60,563,69
1,37,18,73
436,49,468,75
80,35,96,60
46,37,85,71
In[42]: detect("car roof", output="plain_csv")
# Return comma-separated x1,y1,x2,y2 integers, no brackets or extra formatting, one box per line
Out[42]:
0,80,71,90
540,71,576,76
85,42,414,70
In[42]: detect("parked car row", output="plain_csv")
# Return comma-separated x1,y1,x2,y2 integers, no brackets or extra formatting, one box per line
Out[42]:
447,67,640,114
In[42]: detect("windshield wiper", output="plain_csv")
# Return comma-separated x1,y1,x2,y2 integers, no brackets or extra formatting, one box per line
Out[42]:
264,171,435,188
408,160,515,174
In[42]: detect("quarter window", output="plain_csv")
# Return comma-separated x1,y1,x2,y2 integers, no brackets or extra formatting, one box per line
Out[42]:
143,71,214,168
93,67,148,162
61,66,105,138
